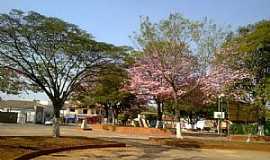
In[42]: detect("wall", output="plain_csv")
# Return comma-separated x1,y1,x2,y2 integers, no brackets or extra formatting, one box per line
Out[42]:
92,124,173,137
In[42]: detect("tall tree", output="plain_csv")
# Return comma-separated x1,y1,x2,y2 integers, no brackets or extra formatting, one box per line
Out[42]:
73,63,132,124
215,20,270,134
194,17,229,73
0,10,120,137
200,63,250,102
127,56,175,123
132,13,202,138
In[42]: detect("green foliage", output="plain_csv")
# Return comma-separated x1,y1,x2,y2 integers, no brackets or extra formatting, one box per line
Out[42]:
0,68,21,94
118,114,129,122
145,106,157,113
222,20,270,77
230,123,257,135
0,9,121,119
133,13,228,121
76,64,129,106
1,10,121,91
142,112,157,120
264,121,270,136
218,20,270,123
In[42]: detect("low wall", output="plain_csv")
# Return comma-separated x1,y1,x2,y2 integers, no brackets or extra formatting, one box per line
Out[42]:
92,124,173,137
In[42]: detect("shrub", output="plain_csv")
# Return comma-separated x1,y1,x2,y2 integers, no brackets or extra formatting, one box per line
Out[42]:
230,123,257,135
264,121,270,136
230,123,244,135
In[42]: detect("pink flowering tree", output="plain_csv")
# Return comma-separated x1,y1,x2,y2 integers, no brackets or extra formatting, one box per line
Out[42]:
200,45,251,102
201,65,250,102
126,56,173,122
129,14,205,138
129,13,238,137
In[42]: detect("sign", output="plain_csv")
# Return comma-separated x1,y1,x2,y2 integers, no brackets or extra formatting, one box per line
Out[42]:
214,112,225,119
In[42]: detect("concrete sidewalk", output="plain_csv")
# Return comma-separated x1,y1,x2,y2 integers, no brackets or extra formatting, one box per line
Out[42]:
0,123,150,139
34,137,270,160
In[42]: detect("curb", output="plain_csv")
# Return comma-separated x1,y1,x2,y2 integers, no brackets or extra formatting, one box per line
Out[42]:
15,143,126,160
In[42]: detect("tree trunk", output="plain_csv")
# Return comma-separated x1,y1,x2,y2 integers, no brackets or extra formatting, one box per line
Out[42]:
157,101,163,121
172,90,182,139
112,108,118,125
104,105,109,124
53,109,60,137
115,108,119,125
156,100,163,128
52,101,63,138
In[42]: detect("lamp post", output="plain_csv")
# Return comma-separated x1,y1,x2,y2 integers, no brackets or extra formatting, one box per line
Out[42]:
218,93,225,136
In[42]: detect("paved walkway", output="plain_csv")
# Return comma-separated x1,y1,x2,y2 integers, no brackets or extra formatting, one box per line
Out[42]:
1,123,270,160
34,138,270,160
0,123,148,139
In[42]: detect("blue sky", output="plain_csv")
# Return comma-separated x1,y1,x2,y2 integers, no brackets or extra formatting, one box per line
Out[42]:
0,0,269,100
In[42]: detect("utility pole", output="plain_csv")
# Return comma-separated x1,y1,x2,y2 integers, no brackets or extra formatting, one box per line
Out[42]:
218,93,225,136
218,96,221,135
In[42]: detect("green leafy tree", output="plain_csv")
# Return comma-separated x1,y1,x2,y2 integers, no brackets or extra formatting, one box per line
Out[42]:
218,20,270,134
0,10,120,137
74,63,137,124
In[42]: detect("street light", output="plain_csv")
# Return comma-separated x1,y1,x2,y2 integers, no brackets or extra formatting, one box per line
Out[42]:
218,93,225,136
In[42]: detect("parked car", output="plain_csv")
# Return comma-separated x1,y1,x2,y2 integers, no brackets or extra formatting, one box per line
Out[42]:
44,119,53,125
181,119,193,130
195,120,215,131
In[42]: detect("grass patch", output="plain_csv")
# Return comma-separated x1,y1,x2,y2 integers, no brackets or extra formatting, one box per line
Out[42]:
0,136,111,160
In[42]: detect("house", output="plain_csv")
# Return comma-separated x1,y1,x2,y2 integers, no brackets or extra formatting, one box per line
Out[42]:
0,100,48,123
60,102,102,124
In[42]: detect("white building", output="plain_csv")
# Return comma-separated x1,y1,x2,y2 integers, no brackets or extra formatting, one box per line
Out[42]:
60,102,102,123
0,100,47,123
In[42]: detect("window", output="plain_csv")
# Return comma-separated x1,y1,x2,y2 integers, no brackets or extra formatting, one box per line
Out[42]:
83,109,88,114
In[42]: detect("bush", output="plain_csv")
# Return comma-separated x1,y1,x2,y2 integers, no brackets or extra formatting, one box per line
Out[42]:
264,121,270,136
230,123,244,134
144,112,157,128
118,114,128,122
230,123,257,135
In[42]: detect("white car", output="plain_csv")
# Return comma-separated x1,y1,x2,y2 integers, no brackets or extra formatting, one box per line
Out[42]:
45,120,53,125
195,120,215,131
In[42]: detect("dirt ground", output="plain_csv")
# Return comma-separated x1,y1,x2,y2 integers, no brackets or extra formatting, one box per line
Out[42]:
34,142,270,160
0,136,111,160
1,123,270,160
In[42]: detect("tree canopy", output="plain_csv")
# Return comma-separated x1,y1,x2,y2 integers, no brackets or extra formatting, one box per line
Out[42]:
0,9,122,136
